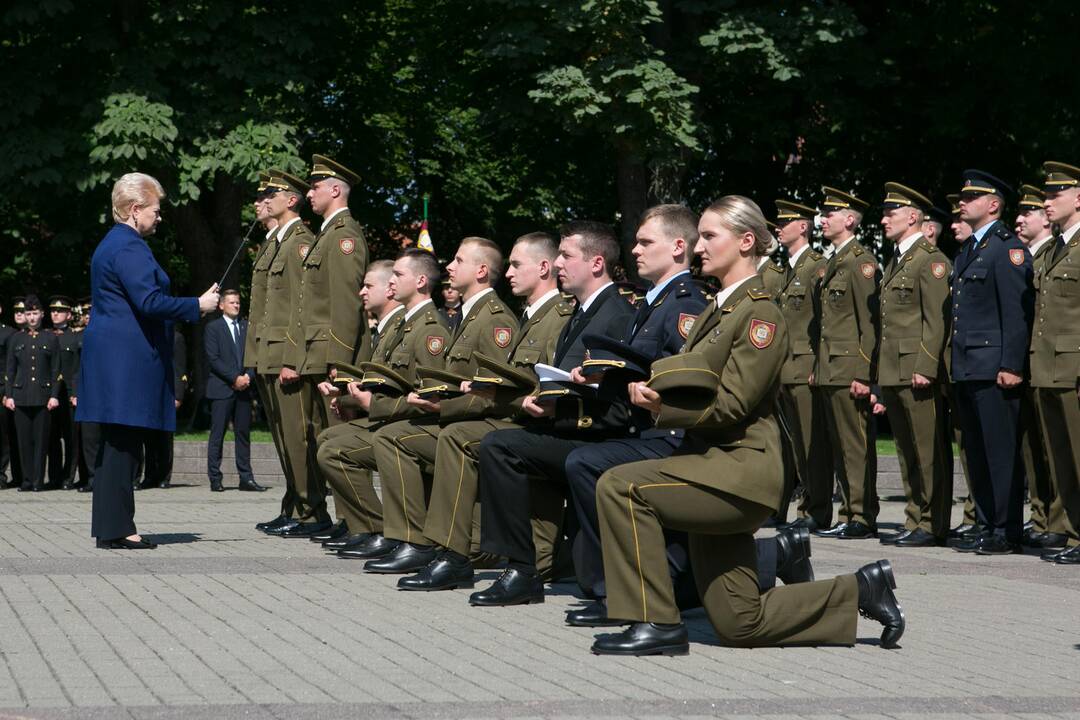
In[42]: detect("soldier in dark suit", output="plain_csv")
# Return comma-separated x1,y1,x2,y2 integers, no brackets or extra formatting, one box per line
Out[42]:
950,170,1034,555
438,279,462,333
0,300,18,488
204,289,264,492
465,222,635,606
3,295,61,492
47,296,79,489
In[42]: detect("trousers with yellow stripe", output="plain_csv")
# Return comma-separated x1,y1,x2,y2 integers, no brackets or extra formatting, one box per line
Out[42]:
596,449,858,647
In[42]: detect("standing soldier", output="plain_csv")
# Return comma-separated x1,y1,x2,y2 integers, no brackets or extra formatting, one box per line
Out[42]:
3,295,61,492
1033,162,1080,563
254,169,315,533
0,300,16,488
47,296,79,489
72,298,98,492
275,156,368,537
876,184,952,546
774,198,832,531
951,170,1033,555
813,186,880,539
1013,184,1063,550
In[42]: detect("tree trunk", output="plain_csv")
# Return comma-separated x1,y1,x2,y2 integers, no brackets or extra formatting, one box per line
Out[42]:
615,145,647,282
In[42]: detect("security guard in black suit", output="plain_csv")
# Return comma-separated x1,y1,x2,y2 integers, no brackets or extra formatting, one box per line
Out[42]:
47,296,79,488
3,295,61,491
950,170,1034,555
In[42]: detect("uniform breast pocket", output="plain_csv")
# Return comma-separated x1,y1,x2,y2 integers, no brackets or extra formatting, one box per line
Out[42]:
1052,271,1080,298
388,347,412,370
826,281,848,307
962,267,990,296
512,347,543,369
890,278,915,304
785,288,807,310
304,250,327,285
1053,334,1080,384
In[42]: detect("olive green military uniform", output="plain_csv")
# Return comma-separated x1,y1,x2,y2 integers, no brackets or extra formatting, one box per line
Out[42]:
758,258,787,299
371,289,518,545
876,220,952,538
1023,236,1061,535
814,238,881,529
421,293,571,570
597,277,858,645
1031,164,1080,550
315,302,450,534
268,216,319,520
776,245,833,527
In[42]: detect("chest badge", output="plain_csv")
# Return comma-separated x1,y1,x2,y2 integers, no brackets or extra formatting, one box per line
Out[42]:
298,243,310,259
426,336,445,355
748,319,776,349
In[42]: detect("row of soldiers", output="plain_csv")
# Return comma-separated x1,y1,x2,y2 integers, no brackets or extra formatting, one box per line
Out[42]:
241,156,1080,653
0,295,91,492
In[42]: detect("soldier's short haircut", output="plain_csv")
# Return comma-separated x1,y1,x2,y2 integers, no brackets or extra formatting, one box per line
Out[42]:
513,231,559,261
368,259,395,283
639,204,700,252
399,248,441,291
285,190,306,212
461,236,504,278
559,220,620,276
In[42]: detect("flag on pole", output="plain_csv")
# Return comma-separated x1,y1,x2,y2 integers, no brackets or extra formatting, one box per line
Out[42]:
417,193,434,253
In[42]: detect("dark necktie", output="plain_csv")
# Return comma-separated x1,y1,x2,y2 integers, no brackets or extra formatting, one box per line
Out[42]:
229,320,239,348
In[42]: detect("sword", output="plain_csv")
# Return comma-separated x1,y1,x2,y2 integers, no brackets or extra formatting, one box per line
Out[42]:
217,219,262,288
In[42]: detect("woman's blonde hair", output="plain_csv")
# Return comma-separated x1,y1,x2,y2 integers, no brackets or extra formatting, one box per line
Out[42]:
703,195,779,257
111,172,165,223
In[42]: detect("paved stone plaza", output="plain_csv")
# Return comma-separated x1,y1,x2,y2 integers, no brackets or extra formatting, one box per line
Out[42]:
1,471,1079,720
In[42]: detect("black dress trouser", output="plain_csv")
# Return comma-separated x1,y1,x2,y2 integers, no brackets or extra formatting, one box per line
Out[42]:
91,424,145,541
14,405,50,489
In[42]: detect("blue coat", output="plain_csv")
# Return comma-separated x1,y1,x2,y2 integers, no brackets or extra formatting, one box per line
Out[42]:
75,224,200,430
949,220,1034,381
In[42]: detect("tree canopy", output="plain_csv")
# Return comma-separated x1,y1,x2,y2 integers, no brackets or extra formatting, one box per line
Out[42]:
2,0,1076,305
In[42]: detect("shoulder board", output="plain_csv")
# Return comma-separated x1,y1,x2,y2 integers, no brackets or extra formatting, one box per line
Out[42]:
485,296,506,313
766,262,784,273
919,239,938,254
852,244,865,256
419,308,442,323
555,301,574,316
747,288,771,301
808,250,822,261
333,216,347,230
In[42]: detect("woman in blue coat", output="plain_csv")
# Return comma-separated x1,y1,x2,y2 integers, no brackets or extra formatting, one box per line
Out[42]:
77,172,220,549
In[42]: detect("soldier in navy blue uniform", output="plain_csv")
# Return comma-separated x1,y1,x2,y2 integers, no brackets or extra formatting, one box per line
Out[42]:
3,295,61,491
0,299,18,488
950,170,1034,555
47,296,79,489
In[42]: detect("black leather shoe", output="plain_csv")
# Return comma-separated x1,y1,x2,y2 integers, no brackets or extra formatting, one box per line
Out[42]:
878,529,912,545
1052,545,1080,564
813,522,849,537
1041,546,1070,562
591,622,689,656
895,528,942,548
96,537,158,550
17,483,32,492
835,521,876,539
566,599,628,627
364,542,437,574
310,521,348,543
1023,519,1035,532
398,553,475,591
1021,528,1045,547
323,533,370,551
78,484,93,493
263,519,303,536
279,520,333,538
1039,532,1068,549
948,523,978,539
973,534,1021,555
774,526,814,584
468,568,544,606
951,531,987,552
210,482,224,492
338,534,400,559
135,480,160,491
256,515,290,532
855,560,904,649
238,480,267,492
786,516,820,533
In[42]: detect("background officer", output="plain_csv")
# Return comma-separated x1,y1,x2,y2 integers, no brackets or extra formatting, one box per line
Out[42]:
950,170,1033,555
813,187,881,539
47,296,78,489
3,295,61,492
875,183,952,547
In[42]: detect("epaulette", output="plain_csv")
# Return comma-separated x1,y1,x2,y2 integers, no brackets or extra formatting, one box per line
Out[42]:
765,261,784,273
555,301,574,316
747,288,771,300
808,249,823,261
486,295,506,313
918,238,938,254
420,308,441,324
852,244,865,256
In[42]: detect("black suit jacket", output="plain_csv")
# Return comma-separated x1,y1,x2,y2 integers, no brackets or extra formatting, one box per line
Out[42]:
204,316,250,400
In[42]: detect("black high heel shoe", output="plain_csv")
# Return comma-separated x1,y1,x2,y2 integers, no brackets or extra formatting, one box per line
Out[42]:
96,537,158,549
